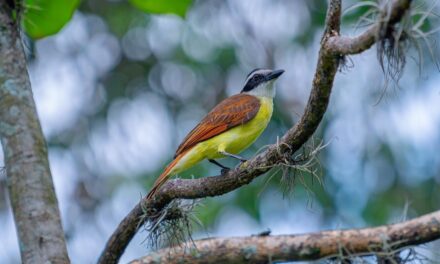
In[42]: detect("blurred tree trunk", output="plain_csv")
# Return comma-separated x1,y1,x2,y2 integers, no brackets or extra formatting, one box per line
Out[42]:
0,3,70,264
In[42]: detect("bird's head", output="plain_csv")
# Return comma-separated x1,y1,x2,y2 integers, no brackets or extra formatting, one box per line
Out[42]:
241,68,284,98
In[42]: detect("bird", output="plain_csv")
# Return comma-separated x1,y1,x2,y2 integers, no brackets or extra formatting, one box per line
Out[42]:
147,68,284,199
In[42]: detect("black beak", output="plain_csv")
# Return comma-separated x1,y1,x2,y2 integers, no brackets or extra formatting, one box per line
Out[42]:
266,69,284,81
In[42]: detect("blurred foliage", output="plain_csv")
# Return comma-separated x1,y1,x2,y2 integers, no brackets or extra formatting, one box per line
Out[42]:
129,0,192,18
23,0,80,39
22,0,191,39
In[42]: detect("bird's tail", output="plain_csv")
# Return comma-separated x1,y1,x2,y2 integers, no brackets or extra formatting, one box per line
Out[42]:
147,154,184,199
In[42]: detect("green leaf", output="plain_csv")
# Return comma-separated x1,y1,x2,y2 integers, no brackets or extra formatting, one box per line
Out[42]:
23,0,81,39
129,0,192,17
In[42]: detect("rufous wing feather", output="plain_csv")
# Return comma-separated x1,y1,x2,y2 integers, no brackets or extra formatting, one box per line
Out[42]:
147,93,260,199
146,153,186,199
174,94,260,158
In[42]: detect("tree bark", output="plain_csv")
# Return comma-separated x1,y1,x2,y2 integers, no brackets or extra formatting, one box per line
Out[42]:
0,3,70,264
130,210,440,264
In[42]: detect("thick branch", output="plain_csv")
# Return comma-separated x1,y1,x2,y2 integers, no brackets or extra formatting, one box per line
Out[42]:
99,0,413,263
0,4,70,264
130,210,440,263
326,0,412,54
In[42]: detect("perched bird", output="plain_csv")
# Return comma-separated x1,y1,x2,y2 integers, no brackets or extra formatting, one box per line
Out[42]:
147,68,284,199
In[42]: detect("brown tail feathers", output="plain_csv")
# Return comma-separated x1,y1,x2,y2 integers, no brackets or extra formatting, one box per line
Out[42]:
147,154,184,199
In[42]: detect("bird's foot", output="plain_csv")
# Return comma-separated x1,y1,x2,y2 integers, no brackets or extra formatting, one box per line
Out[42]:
209,159,231,174
221,167,231,175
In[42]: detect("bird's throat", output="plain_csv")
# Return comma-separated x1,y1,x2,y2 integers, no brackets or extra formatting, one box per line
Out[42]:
247,81,276,98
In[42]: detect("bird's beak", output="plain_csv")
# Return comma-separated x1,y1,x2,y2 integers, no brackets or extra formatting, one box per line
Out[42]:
266,69,285,81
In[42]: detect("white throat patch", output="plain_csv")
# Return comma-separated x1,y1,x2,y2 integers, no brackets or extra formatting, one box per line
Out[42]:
246,80,276,98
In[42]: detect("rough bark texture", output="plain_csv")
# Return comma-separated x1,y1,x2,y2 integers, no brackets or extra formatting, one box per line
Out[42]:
99,0,414,263
130,210,440,264
0,3,70,264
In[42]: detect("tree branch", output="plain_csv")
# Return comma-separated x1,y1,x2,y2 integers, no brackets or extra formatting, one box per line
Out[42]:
326,0,412,55
98,0,413,263
129,210,440,264
0,3,70,264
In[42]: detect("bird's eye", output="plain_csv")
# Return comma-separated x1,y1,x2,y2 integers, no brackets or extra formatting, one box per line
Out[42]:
252,74,263,83
241,73,265,92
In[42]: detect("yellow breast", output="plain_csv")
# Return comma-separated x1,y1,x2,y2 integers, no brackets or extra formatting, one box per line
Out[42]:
209,96,273,156
170,96,273,175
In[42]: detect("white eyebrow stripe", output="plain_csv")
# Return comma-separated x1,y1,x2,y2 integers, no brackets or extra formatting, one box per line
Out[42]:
244,69,272,85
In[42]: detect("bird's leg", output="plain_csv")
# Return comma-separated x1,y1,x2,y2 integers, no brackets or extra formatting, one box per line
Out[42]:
208,159,230,170
219,151,247,162
208,159,230,175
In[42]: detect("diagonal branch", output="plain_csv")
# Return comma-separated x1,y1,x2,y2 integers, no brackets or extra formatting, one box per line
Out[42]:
98,0,413,263
129,210,440,264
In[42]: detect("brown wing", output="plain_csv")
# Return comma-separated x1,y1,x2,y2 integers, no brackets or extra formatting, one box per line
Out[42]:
174,94,260,158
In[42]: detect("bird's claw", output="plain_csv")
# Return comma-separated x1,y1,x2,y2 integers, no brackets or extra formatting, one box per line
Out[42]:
221,167,231,175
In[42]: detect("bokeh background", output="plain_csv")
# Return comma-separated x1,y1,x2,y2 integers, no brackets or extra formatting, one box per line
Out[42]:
1,0,440,262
